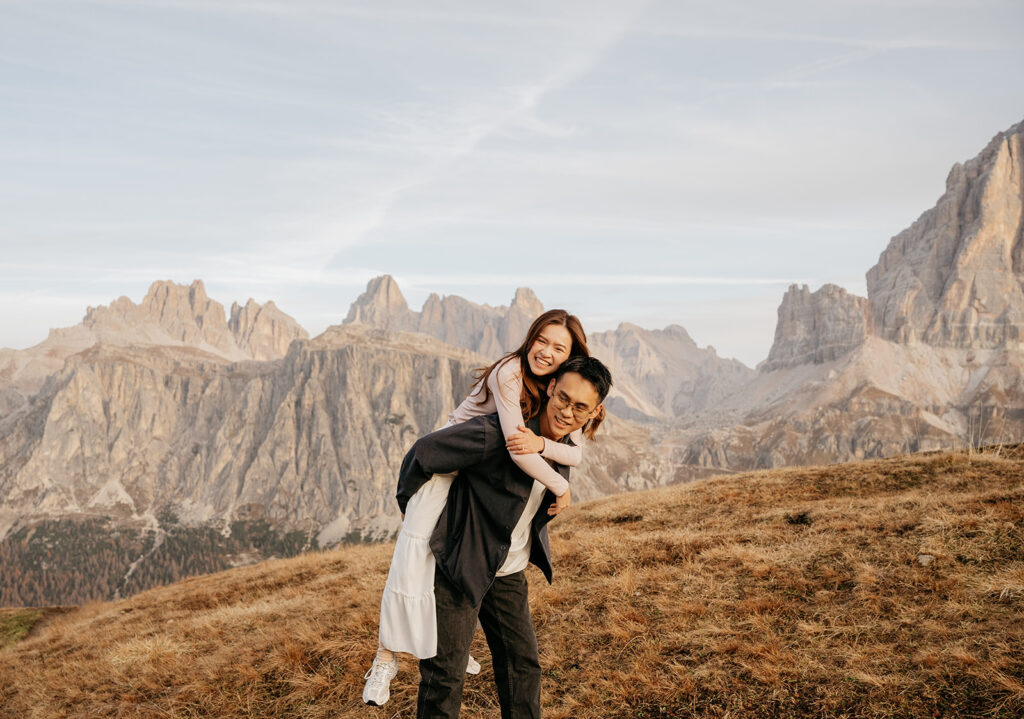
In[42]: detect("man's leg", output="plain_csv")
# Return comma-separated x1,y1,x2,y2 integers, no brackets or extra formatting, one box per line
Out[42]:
477,572,542,719
417,567,478,719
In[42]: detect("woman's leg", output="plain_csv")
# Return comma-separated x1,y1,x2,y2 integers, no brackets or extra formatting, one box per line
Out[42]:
365,473,456,705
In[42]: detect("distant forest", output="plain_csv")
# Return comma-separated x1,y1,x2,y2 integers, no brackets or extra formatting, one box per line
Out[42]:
0,517,317,607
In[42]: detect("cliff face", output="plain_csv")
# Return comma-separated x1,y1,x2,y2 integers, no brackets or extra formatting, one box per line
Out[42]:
344,276,755,422
867,120,1024,348
588,323,755,421
344,275,545,360
0,326,475,543
228,298,309,361
0,281,307,419
0,324,682,544
0,314,694,605
679,120,1024,471
342,275,417,331
761,284,873,372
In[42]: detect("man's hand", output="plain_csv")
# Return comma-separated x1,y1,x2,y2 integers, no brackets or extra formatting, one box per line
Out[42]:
507,425,545,455
548,486,571,516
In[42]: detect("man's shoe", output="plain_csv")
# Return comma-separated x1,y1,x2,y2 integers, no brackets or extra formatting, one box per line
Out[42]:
362,656,399,706
466,654,481,675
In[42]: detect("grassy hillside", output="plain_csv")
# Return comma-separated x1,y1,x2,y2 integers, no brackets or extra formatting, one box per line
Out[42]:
1,447,1022,718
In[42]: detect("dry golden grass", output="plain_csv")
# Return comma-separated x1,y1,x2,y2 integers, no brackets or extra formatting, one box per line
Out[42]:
2,447,1023,718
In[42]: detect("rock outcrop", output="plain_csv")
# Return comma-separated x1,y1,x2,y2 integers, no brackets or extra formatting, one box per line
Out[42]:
588,323,755,421
344,275,545,359
342,275,417,331
229,298,309,360
0,280,307,419
761,284,873,371
682,118,1024,471
344,276,755,422
867,120,1024,348
0,324,684,546
84,280,243,358
685,338,1024,470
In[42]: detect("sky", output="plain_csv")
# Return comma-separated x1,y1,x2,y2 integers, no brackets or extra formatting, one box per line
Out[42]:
2,0,1022,367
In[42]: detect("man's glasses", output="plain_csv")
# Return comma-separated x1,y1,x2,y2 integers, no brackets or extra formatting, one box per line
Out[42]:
551,391,595,420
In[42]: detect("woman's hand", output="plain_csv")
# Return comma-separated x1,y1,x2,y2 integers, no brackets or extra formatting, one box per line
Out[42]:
548,487,571,516
506,425,545,455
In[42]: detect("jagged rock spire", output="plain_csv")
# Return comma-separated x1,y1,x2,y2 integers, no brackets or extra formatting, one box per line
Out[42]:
866,119,1024,348
763,284,872,371
343,275,415,330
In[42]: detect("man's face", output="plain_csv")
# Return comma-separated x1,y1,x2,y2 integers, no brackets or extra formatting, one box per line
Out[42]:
541,371,602,440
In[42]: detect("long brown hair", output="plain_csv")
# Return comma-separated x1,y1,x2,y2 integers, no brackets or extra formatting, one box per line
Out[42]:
473,309,589,422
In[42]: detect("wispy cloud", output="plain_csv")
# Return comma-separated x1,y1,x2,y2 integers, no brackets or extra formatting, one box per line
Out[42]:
288,6,646,263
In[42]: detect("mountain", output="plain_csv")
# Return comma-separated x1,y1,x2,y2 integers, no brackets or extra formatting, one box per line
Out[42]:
760,284,873,372
344,275,545,360
344,275,756,422
4,117,1023,607
3,446,1020,718
0,280,307,418
684,118,1024,470
0,319,688,606
588,323,755,422
867,119,1024,347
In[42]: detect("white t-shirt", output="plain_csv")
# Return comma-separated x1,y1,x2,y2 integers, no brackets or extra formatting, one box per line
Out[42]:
495,479,547,576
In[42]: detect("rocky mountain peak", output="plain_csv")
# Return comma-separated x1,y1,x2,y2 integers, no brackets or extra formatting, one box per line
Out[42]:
510,287,544,316
343,275,414,329
762,283,872,372
81,279,238,357
1,281,309,420
588,322,755,421
228,298,309,361
866,119,1024,348
344,276,539,358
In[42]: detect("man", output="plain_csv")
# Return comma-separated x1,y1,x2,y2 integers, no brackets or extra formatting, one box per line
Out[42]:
396,356,613,719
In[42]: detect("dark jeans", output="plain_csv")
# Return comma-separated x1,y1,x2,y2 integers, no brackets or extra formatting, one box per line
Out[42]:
417,567,542,719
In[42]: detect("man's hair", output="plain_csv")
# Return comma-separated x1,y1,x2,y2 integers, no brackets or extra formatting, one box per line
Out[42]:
553,356,612,402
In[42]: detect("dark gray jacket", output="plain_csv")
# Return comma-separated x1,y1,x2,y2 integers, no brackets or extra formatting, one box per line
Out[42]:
395,413,571,607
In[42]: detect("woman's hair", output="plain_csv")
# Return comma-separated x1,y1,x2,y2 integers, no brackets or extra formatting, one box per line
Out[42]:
473,309,589,422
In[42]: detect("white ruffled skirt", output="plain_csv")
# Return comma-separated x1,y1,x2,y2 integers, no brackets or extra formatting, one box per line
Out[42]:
377,471,454,659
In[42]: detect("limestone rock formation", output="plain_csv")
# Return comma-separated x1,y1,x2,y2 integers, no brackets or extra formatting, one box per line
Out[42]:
85,280,242,358
0,280,307,419
684,337,1024,469
229,298,309,360
761,284,873,371
0,324,683,547
342,275,417,330
344,276,755,422
419,286,546,359
680,117,1024,471
344,275,545,359
588,323,755,421
867,120,1024,348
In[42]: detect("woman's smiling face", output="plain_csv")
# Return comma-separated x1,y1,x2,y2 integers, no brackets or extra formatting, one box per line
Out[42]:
526,323,572,376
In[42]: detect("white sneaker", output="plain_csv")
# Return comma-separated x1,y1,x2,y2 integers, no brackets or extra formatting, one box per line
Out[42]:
466,654,481,675
362,656,399,706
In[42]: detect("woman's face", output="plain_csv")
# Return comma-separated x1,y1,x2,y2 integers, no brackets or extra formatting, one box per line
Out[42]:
526,323,572,376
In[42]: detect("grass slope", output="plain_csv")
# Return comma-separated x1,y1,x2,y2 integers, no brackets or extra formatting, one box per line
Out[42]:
1,448,1022,718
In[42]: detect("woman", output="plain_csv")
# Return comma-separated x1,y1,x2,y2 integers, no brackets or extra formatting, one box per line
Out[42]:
363,309,598,706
